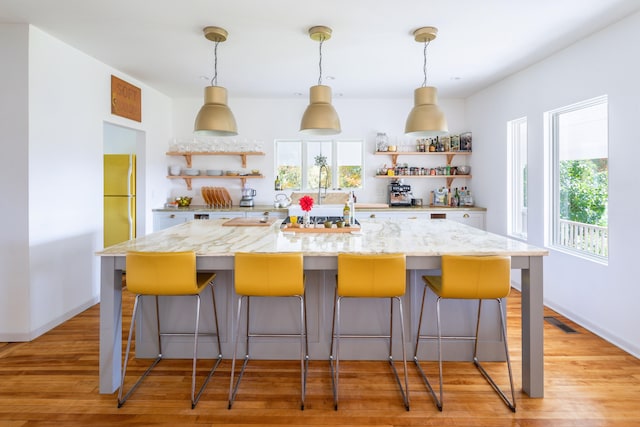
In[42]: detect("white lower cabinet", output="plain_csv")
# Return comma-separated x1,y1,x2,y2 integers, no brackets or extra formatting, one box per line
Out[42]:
443,211,485,229
153,211,238,231
152,211,193,231
154,209,485,231
153,209,288,231
356,209,485,229
245,210,287,220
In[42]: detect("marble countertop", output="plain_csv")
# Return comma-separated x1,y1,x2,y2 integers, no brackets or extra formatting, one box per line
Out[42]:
98,218,546,257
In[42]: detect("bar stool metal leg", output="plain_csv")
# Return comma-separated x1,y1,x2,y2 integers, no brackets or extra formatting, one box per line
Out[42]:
189,285,224,408
413,285,443,411
472,299,517,412
229,294,308,410
118,295,163,407
330,295,410,411
118,283,223,409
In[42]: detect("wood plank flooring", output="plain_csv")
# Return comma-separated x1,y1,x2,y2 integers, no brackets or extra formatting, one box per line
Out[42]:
1,289,639,426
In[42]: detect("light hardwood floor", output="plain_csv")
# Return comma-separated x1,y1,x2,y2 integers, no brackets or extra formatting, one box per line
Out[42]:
1,288,639,427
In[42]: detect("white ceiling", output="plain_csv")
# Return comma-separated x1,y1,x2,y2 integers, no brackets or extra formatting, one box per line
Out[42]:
2,0,639,99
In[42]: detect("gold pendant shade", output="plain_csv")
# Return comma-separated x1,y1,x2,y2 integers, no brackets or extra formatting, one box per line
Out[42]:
404,27,448,137
299,26,341,136
194,86,238,136
300,85,341,135
194,26,238,137
404,86,448,137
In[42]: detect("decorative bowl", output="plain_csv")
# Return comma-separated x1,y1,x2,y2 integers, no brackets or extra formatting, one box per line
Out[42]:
175,196,192,207
456,165,471,175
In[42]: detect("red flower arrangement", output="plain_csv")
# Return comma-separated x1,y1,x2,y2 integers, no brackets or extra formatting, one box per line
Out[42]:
299,195,314,212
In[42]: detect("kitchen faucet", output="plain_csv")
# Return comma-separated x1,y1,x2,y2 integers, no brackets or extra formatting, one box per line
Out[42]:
317,164,329,204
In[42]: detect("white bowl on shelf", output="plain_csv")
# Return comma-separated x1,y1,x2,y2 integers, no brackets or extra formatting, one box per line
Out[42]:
206,169,223,176
183,168,200,176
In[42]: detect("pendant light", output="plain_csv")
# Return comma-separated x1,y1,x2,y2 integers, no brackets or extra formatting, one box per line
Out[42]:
194,26,238,136
405,26,448,137
300,26,341,135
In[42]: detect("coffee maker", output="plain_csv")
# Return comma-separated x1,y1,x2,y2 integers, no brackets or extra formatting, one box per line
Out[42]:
388,182,412,206
239,186,256,207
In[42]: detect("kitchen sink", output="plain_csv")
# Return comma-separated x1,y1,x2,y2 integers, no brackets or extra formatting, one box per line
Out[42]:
287,204,346,217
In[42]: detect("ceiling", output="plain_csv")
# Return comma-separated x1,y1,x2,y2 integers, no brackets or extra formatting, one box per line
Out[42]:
2,0,639,99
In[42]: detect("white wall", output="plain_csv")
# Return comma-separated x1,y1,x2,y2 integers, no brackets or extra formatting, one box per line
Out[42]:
169,96,467,206
466,12,640,357
0,25,173,341
0,24,31,338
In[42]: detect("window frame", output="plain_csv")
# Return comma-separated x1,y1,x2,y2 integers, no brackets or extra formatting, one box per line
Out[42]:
275,138,364,191
547,95,609,263
507,116,528,240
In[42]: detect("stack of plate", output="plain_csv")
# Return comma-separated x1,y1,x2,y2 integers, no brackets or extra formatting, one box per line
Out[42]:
183,168,200,176
201,186,232,208
206,169,223,176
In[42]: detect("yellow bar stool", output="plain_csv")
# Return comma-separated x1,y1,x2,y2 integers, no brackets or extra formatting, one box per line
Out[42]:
118,251,223,409
330,253,410,411
414,255,516,412
228,252,308,410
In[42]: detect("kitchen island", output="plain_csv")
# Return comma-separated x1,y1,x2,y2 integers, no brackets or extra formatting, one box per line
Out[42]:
97,217,547,397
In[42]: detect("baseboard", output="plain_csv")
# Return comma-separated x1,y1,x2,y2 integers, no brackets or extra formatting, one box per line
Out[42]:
0,297,99,342
512,283,639,359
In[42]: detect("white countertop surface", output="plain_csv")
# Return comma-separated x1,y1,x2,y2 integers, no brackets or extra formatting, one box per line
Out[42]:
98,218,547,257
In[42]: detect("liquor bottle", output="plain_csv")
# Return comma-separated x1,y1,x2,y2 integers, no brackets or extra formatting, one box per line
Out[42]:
274,175,282,191
343,202,351,225
454,187,460,207
349,191,356,225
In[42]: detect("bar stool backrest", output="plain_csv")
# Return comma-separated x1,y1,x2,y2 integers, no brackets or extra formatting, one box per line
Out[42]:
125,251,198,295
234,252,304,296
337,253,406,297
439,255,511,299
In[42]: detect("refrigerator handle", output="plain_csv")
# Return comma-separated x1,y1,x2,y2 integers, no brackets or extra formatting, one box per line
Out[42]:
128,154,134,240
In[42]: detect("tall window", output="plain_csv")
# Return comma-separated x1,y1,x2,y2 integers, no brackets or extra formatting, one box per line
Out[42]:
547,96,608,261
275,140,302,189
507,117,528,239
336,140,363,189
275,139,363,191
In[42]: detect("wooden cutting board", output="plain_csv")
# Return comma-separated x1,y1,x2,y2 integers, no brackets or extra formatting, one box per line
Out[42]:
222,217,279,226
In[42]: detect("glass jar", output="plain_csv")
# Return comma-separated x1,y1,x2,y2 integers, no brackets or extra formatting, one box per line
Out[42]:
375,132,389,152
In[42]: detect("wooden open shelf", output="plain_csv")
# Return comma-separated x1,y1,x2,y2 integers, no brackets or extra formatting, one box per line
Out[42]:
167,174,264,190
166,151,265,168
374,151,471,167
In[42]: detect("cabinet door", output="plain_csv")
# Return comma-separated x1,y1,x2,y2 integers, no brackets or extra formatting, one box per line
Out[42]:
153,212,191,231
356,210,431,220
245,210,288,220
445,212,485,230
193,212,240,220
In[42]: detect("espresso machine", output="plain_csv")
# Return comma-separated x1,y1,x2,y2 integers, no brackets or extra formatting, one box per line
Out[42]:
388,182,413,206
239,186,256,207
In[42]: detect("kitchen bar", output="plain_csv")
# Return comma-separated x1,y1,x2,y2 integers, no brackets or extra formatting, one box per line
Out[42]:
97,217,547,397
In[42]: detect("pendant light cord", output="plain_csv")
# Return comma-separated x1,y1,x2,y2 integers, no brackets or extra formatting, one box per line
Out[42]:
421,39,431,87
317,36,325,86
210,40,220,87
